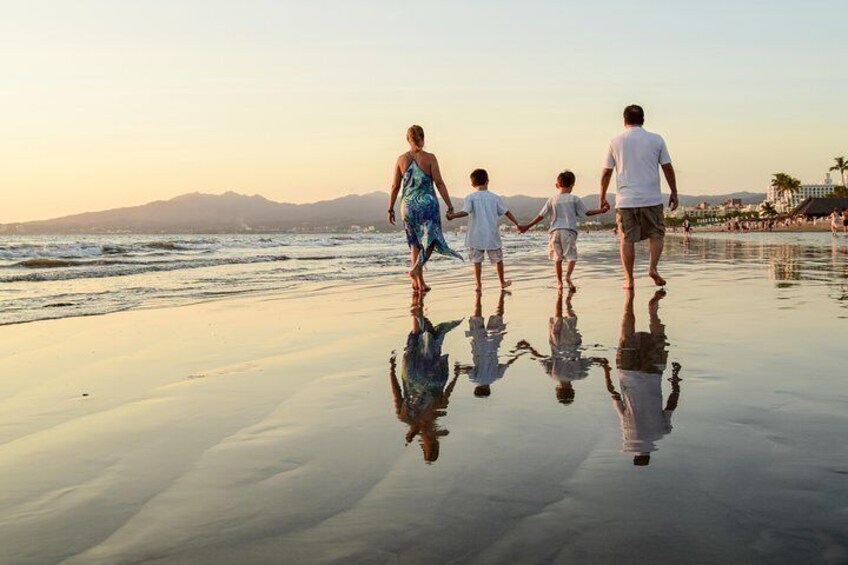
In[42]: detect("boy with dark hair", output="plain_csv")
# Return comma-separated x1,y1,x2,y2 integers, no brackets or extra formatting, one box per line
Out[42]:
447,169,521,290
520,171,607,291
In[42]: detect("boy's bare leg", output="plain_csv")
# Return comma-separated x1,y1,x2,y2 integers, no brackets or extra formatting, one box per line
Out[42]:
620,239,636,290
555,261,563,289
473,262,483,291
565,260,577,292
496,261,512,289
648,236,666,287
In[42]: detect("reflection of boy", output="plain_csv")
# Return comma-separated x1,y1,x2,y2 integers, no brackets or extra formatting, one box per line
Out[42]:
605,290,682,466
514,291,606,405
456,291,522,397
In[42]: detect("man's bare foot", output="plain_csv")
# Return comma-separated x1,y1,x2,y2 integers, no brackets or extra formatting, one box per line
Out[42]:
501,280,512,289
649,271,666,287
565,278,577,292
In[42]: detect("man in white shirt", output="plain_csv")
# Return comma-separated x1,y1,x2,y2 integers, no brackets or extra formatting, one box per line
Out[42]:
600,105,679,290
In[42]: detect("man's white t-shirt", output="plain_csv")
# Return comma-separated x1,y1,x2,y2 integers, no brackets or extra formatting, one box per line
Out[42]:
462,190,508,250
603,126,672,209
539,193,588,233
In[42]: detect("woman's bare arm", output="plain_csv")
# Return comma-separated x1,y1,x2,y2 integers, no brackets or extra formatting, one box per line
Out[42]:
388,157,403,225
430,156,454,212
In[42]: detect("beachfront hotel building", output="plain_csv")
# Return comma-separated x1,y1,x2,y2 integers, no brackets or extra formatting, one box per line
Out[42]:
767,173,837,212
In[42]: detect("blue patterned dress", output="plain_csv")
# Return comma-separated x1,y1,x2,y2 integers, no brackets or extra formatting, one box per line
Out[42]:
401,158,463,266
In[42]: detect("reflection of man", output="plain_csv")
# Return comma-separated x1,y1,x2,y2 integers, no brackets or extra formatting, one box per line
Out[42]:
605,290,682,466
456,291,522,397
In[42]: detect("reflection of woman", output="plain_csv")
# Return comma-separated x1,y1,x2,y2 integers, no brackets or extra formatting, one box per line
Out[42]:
389,296,462,463
388,125,462,293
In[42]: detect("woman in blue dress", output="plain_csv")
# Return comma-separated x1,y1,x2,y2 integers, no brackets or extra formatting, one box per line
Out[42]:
388,125,462,292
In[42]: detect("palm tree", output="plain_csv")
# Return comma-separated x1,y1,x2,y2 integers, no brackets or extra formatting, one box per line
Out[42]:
829,156,847,188
760,201,778,217
770,173,801,204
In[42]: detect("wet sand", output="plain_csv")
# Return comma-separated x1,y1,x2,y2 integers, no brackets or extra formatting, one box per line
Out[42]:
1,235,847,564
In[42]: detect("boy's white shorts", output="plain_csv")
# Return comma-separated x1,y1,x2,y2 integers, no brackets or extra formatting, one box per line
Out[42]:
468,248,503,264
549,229,578,262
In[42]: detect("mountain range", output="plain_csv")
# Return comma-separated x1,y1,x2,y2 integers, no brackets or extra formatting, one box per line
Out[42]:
0,191,766,234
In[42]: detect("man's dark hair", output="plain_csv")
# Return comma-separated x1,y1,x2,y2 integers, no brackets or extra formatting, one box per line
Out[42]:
470,168,489,187
623,104,645,126
557,170,576,188
633,454,651,466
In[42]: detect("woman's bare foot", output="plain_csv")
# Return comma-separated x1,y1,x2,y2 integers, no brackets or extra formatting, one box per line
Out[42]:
565,278,577,292
649,271,666,287
501,279,512,289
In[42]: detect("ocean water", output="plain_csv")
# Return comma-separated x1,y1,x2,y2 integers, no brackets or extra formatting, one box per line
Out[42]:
0,232,603,325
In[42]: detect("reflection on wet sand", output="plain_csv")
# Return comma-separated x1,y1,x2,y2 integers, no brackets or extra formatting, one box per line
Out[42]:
514,290,608,405
389,294,462,463
605,290,683,466
454,290,523,398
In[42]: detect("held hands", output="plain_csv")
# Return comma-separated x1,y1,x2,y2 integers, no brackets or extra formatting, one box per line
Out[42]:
445,210,456,221
518,224,530,234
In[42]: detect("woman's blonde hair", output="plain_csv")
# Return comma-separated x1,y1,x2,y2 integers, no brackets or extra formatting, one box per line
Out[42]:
407,125,425,149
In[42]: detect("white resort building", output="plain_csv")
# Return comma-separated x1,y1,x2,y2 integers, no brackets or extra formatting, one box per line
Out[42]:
767,173,836,212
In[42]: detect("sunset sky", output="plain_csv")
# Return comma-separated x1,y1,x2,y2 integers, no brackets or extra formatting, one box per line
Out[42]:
2,0,847,222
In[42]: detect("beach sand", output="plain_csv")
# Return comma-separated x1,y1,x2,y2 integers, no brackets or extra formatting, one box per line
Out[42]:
1,235,847,564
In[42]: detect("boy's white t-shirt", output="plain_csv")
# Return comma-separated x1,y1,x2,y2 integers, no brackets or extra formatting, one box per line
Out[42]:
603,126,672,209
462,190,508,250
539,193,588,233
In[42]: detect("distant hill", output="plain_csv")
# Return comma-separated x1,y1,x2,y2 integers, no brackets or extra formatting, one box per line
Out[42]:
0,190,766,234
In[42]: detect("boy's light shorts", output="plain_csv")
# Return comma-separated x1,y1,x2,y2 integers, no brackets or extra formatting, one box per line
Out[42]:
468,248,503,264
549,229,578,262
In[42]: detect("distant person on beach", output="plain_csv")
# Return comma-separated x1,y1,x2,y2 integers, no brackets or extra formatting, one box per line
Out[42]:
604,290,682,466
600,105,678,289
455,290,523,397
388,125,462,293
842,209,848,234
389,294,463,463
446,169,521,290
830,209,841,235
682,217,692,241
513,290,608,405
519,170,607,291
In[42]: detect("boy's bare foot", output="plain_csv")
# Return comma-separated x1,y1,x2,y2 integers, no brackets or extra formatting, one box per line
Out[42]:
565,278,577,292
475,284,482,293
420,283,431,292
649,270,666,287
557,280,564,290
501,280,512,289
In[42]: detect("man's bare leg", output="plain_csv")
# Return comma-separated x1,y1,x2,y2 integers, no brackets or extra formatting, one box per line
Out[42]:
496,261,512,289
473,262,483,291
565,260,577,292
648,236,666,287
620,239,636,290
